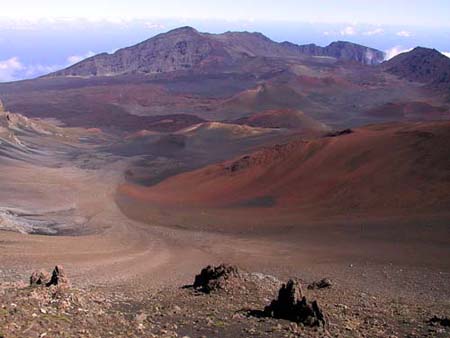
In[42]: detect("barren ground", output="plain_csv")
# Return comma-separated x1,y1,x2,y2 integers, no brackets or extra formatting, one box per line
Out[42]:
0,118,449,337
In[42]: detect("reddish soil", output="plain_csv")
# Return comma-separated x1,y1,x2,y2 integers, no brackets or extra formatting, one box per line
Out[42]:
118,121,450,220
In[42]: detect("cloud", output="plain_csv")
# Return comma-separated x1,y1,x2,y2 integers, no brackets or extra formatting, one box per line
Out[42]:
0,57,66,82
144,22,166,30
0,51,101,82
396,30,411,37
67,51,96,65
442,52,450,58
385,46,413,60
24,64,62,77
0,57,24,81
363,28,384,36
340,26,356,36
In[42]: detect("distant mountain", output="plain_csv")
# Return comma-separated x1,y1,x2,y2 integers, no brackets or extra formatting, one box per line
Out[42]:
281,40,384,65
48,26,385,77
383,47,450,90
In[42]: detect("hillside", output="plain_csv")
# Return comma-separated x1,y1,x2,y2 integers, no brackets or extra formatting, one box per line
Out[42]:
120,121,450,219
383,47,450,90
233,109,330,132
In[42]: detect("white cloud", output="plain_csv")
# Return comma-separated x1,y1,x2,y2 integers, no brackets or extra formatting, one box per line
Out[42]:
363,28,384,36
340,26,356,36
385,46,413,60
0,56,68,82
396,30,411,37
0,51,101,81
144,22,166,30
24,64,62,77
0,57,24,81
442,52,450,58
67,51,96,65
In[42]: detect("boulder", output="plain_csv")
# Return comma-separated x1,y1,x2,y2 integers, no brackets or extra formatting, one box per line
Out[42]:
29,265,69,287
264,279,325,327
429,316,450,327
46,265,68,286
30,270,51,286
193,264,240,293
325,129,353,137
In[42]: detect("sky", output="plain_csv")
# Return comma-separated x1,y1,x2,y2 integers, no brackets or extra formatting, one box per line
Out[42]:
1,0,449,81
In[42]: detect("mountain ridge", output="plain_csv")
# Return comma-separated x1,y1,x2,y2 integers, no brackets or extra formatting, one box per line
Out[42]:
47,26,385,78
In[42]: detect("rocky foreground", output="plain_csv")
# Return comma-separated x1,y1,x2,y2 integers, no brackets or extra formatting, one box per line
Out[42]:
0,265,449,338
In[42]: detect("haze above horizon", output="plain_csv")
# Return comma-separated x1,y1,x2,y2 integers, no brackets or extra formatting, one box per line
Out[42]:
2,0,450,27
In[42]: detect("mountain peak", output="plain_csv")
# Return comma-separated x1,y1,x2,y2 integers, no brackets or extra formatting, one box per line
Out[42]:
46,26,385,78
383,46,450,90
166,26,199,34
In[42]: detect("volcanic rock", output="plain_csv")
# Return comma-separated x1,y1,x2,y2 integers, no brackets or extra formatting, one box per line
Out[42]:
30,270,51,287
46,265,69,286
325,129,353,137
30,266,69,287
308,278,333,290
193,264,240,293
264,279,326,327
428,316,450,327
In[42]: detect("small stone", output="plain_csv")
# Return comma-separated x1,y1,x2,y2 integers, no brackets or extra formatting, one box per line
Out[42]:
135,313,147,323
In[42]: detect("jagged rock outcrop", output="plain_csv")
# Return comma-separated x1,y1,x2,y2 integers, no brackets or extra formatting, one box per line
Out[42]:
264,279,326,326
30,266,69,287
47,265,68,286
30,270,52,286
193,264,240,293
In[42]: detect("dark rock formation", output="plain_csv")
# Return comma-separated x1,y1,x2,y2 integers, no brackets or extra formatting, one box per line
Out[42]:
46,265,68,287
30,266,69,287
428,316,450,327
30,270,51,287
193,264,240,293
308,278,333,290
325,129,353,137
264,280,326,327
